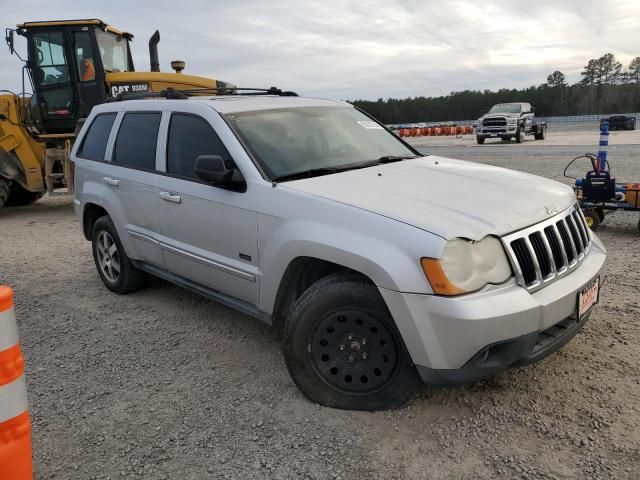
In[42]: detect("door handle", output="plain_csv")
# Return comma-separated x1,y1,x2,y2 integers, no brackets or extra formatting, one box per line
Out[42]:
103,177,119,187
159,191,182,204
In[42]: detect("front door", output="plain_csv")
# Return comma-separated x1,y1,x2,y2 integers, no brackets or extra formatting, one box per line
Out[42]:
156,112,259,305
28,30,76,133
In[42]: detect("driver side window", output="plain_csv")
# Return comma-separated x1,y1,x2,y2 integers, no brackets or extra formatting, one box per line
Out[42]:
32,32,69,85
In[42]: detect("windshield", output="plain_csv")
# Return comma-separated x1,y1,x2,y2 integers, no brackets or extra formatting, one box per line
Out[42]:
225,106,416,180
95,30,131,72
489,104,522,114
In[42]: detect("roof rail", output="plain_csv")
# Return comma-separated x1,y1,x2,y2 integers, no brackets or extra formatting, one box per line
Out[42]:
108,86,299,102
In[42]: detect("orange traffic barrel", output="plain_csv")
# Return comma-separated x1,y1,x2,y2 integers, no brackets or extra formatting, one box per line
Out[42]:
0,286,32,480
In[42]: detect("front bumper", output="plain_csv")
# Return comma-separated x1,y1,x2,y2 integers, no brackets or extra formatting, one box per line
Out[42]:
477,126,517,135
378,234,606,384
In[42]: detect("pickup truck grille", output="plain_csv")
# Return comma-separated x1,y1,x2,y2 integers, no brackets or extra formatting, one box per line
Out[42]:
483,117,507,127
502,205,591,292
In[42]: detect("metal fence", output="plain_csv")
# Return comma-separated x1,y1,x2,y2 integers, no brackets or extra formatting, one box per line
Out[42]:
392,113,640,127
536,113,640,123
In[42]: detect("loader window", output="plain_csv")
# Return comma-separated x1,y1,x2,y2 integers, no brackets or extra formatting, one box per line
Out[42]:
74,32,96,82
31,32,69,85
96,30,131,73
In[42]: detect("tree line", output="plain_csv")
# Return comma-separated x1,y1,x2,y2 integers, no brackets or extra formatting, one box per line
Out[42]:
351,53,640,124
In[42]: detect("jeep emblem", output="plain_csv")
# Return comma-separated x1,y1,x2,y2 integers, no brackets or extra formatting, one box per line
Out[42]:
545,204,559,215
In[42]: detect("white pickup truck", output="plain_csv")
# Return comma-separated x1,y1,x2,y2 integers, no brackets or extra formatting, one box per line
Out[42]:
476,102,547,144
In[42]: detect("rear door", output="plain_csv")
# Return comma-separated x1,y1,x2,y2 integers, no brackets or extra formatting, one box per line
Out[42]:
155,108,259,305
104,111,164,268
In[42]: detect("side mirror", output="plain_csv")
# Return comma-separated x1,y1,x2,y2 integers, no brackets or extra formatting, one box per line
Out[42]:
530,106,535,113
5,29,14,54
194,155,233,184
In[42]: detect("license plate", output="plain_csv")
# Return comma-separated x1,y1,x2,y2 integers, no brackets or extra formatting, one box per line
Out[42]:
578,276,600,321
490,133,497,137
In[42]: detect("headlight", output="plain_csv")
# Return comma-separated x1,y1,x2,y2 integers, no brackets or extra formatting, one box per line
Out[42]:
507,118,517,124
420,237,512,295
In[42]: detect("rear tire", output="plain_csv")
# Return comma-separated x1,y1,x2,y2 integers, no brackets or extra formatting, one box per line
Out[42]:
91,216,147,294
282,273,421,411
0,177,9,208
476,136,485,144
534,126,546,140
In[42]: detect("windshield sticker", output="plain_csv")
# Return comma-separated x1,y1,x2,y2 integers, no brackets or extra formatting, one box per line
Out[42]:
357,120,383,130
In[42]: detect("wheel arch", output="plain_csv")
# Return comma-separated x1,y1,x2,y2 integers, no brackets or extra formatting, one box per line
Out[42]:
0,147,28,190
82,202,110,240
271,256,377,333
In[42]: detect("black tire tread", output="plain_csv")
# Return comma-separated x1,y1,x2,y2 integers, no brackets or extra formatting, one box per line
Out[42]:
282,273,421,411
5,184,44,206
0,177,10,208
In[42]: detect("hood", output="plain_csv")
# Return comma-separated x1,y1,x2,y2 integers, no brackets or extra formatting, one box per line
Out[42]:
479,112,520,120
284,156,576,240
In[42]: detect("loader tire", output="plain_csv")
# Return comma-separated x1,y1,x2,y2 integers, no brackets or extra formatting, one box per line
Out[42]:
5,184,44,207
0,177,10,208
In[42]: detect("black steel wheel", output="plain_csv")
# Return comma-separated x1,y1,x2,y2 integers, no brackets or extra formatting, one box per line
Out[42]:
283,273,421,411
308,308,399,394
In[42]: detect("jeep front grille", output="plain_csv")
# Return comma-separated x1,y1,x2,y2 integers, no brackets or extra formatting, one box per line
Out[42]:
483,117,507,126
502,205,591,292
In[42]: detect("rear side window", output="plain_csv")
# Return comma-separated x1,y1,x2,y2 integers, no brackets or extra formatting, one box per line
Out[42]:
79,113,116,160
166,114,230,178
113,112,161,170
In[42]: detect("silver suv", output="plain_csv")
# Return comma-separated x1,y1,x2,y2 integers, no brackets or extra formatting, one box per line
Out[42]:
72,92,606,410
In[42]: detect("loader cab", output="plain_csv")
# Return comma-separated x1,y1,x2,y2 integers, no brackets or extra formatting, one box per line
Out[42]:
17,20,134,134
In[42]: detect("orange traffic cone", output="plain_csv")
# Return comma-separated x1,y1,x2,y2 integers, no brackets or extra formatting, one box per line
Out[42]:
0,286,33,480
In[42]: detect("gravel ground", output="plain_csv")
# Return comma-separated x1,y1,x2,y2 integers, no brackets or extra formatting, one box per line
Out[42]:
1,123,639,479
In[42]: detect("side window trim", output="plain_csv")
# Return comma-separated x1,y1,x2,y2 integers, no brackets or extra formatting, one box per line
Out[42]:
104,111,124,162
156,111,171,172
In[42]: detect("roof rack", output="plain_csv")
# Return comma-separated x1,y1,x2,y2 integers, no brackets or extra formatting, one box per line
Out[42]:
108,86,299,102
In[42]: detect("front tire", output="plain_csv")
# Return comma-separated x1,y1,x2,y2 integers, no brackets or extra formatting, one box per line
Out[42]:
283,274,421,411
476,135,485,144
91,216,147,294
515,126,525,143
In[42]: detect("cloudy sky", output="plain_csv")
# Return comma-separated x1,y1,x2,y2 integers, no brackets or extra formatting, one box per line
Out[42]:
2,0,638,100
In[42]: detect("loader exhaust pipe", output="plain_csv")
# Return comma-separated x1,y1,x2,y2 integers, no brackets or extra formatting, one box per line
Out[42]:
149,30,160,72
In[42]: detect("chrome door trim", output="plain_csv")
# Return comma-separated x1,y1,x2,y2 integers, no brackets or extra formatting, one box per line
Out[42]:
160,242,256,282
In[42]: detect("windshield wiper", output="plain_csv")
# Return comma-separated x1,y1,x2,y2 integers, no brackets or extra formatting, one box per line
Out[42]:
375,155,420,164
272,155,421,182
272,167,350,182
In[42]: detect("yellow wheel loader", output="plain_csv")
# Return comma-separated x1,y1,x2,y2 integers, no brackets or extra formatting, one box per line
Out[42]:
0,19,233,208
